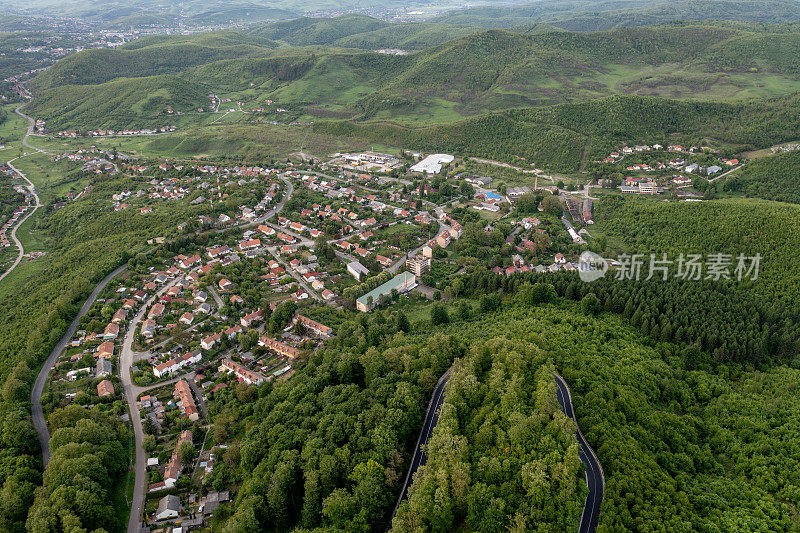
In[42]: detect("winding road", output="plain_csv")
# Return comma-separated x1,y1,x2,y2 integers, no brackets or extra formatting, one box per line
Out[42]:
392,369,451,517
30,263,128,465
554,373,605,533
0,106,44,283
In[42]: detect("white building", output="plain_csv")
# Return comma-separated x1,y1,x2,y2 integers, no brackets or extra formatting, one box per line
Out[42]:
409,154,454,174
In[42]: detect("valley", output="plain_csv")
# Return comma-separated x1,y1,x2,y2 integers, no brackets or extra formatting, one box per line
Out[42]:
0,3,799,533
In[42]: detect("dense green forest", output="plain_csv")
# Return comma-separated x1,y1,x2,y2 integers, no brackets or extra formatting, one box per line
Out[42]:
720,150,800,203
221,330,461,531
437,299,800,532
213,285,800,532
26,405,128,532
392,338,585,532
593,195,800,299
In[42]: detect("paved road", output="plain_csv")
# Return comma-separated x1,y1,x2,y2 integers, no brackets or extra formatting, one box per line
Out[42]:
124,173,296,531
708,164,742,182
122,279,180,533
14,104,47,153
0,160,41,283
388,219,449,274
266,246,322,302
208,285,224,309
392,369,451,516
554,373,605,533
239,175,293,229
0,106,45,283
30,263,128,465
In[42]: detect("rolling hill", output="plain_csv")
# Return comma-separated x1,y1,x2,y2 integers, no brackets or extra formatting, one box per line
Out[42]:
431,0,800,31
245,14,483,50
25,75,209,130
29,30,278,91
25,21,800,131
720,150,800,203
313,93,800,171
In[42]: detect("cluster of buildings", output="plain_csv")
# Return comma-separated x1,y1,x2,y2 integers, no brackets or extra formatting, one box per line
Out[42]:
56,125,176,137
174,379,199,421
218,358,266,385
0,199,32,248
339,151,401,172
149,430,193,492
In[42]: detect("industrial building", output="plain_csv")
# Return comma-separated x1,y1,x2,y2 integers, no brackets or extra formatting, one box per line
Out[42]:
356,272,417,312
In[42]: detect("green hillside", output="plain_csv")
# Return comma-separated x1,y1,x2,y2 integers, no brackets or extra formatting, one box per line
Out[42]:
331,22,482,50
358,24,800,117
29,30,277,90
25,22,800,132
721,150,800,203
186,4,296,25
246,15,483,50
25,75,209,130
593,195,800,299
247,14,392,45
314,93,800,171
432,0,800,30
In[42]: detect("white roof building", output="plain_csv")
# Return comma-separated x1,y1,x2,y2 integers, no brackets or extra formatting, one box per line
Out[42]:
409,154,454,174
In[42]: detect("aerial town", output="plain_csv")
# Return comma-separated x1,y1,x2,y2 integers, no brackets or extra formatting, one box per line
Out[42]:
2,3,799,532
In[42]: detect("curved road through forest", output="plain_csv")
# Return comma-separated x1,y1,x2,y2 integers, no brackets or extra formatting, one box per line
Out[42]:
30,264,128,465
392,369,451,517
554,373,605,533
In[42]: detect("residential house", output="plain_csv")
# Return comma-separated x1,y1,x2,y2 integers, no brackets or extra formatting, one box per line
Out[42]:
97,380,114,398
219,358,265,385
148,303,165,319
97,340,114,359
163,430,192,489
96,359,113,377
201,333,221,351
103,323,119,340
240,309,263,328
174,380,199,421
294,315,334,337
111,308,127,324
155,495,182,521
259,337,301,359
141,319,157,338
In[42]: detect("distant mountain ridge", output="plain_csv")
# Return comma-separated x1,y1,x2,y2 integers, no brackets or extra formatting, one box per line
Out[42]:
431,0,800,31
25,18,800,130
